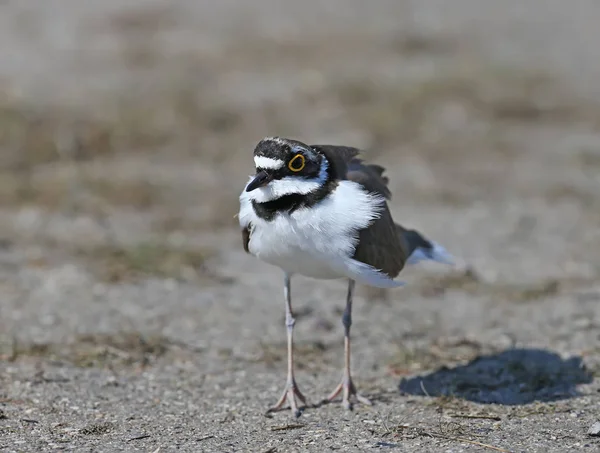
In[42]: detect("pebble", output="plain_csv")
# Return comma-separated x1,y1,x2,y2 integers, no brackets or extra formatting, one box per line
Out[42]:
588,421,600,437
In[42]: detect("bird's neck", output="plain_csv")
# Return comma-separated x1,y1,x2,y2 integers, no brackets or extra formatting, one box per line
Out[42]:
251,194,307,221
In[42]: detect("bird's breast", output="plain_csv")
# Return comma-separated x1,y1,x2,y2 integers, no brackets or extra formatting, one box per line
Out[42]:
239,181,385,279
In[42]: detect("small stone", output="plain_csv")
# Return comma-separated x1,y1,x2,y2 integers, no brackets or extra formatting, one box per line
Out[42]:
374,441,400,448
588,421,600,436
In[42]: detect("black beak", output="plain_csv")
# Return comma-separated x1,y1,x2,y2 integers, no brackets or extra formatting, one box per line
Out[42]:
246,170,274,192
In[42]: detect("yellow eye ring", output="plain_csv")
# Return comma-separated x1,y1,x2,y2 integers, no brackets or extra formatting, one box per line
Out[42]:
288,154,305,172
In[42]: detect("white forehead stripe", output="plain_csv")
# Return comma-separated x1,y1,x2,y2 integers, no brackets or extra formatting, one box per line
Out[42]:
254,156,284,170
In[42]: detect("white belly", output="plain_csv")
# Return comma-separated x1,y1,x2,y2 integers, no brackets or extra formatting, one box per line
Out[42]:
238,180,405,288
248,221,348,279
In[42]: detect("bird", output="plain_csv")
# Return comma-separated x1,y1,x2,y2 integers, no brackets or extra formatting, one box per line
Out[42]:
238,137,453,417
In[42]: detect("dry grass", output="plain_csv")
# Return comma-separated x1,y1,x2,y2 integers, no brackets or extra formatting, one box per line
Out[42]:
331,67,583,150
0,89,241,171
0,100,140,170
0,82,250,232
73,241,214,283
542,184,600,209
0,48,598,254
2,332,191,369
415,268,596,303
389,423,511,452
575,149,600,168
251,340,332,371
0,58,596,222
0,171,167,210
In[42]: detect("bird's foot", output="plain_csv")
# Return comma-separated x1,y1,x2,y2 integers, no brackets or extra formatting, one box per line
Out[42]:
267,377,307,417
326,376,372,410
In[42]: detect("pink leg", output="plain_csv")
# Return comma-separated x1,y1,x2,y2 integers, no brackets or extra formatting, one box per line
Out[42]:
326,279,372,410
267,273,307,417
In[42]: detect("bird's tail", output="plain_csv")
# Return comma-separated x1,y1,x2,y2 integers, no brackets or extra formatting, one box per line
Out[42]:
396,225,454,266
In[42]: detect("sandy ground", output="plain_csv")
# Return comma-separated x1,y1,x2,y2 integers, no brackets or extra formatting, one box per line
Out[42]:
1,1,600,452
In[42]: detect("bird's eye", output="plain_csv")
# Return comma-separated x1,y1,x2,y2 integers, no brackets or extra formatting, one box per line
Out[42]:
288,154,305,172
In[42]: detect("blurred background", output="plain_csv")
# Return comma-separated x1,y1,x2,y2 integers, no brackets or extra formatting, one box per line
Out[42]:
1,1,600,451
0,1,599,278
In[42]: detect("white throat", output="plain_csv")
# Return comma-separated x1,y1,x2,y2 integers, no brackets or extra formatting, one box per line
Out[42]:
245,158,329,203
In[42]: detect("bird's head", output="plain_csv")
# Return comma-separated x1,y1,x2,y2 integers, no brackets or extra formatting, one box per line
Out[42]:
245,137,329,202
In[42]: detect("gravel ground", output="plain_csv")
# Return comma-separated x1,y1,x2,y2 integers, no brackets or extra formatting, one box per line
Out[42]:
1,2,600,452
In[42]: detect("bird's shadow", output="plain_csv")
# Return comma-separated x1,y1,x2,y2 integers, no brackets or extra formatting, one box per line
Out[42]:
399,348,593,405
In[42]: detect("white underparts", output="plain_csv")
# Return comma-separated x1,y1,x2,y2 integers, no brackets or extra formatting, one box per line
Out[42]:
254,156,284,170
238,173,405,288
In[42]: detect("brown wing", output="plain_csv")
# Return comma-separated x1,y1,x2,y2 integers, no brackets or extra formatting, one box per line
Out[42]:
346,162,392,200
344,153,408,278
351,199,408,278
242,224,251,253
348,189,408,278
312,144,409,278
